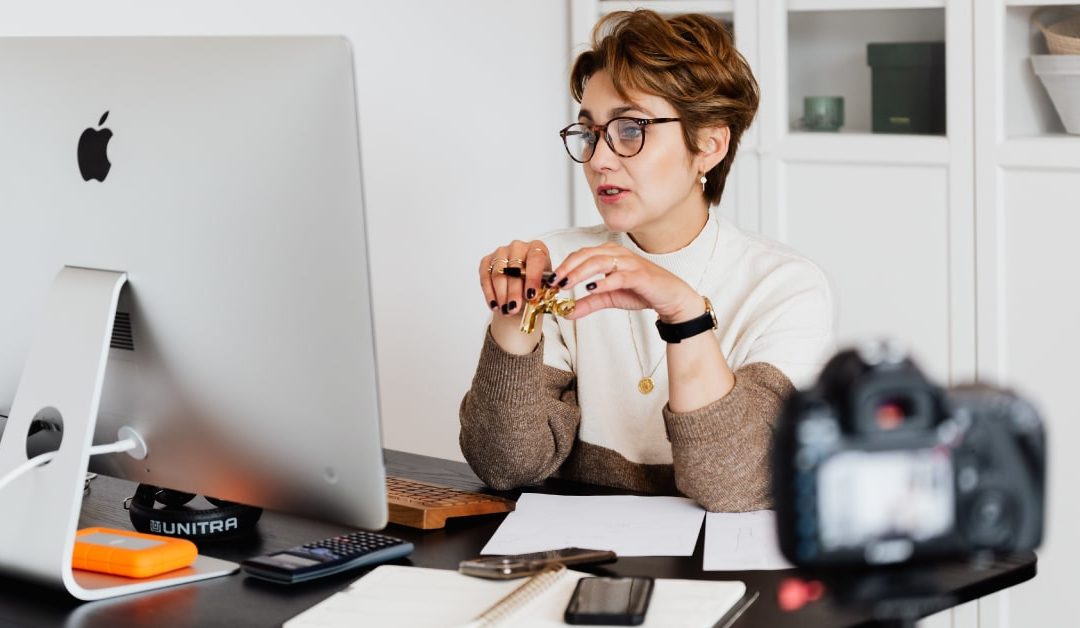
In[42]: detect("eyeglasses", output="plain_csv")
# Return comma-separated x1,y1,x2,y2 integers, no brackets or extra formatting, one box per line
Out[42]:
558,117,681,163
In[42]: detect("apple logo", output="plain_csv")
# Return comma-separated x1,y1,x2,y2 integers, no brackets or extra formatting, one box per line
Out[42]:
77,111,113,182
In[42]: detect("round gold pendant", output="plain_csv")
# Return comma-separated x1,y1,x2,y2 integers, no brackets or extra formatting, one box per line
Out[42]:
638,377,654,394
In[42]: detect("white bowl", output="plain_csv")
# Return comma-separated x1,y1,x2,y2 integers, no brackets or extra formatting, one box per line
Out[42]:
1032,54,1080,134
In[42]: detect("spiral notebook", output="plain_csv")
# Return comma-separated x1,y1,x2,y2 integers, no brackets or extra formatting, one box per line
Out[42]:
284,564,747,627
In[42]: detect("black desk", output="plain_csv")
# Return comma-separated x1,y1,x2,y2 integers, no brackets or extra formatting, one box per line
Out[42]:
0,450,1036,627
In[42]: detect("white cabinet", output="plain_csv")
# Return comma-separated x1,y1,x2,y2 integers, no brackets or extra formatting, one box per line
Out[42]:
570,1,1079,626
756,0,974,388
975,3,1080,627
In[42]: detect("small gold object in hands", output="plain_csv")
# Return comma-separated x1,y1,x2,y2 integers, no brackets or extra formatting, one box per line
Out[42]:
519,285,575,334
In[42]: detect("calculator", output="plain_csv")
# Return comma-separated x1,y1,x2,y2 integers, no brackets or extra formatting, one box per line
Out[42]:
240,530,414,584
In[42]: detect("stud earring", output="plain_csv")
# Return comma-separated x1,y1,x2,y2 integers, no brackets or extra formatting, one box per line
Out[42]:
699,172,707,192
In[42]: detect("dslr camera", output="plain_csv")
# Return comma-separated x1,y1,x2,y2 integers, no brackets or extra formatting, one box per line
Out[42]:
774,341,1045,567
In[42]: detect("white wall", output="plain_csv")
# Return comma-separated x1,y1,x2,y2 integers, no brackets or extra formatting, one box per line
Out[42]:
0,0,574,461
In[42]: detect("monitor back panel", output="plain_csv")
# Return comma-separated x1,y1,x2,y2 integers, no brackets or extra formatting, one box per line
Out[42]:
0,37,387,529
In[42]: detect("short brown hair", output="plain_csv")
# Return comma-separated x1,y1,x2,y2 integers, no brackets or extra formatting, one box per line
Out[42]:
570,10,759,206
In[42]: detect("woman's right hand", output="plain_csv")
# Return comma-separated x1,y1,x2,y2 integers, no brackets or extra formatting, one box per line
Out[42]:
479,239,551,354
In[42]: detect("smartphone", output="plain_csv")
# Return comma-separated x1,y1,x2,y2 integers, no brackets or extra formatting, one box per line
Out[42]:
458,547,616,579
564,576,654,626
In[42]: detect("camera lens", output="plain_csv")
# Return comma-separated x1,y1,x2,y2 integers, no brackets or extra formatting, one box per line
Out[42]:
966,490,1017,550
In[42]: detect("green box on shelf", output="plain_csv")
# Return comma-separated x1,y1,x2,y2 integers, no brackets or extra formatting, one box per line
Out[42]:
867,41,946,135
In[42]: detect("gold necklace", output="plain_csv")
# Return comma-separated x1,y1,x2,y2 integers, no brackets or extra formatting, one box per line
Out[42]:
627,318,663,394
626,214,722,394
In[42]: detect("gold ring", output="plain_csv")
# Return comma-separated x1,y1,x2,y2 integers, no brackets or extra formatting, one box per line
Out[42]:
531,248,547,256
507,258,525,266
610,256,619,273
488,257,510,273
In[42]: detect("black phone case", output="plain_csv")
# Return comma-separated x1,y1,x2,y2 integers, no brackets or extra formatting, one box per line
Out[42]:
564,576,654,626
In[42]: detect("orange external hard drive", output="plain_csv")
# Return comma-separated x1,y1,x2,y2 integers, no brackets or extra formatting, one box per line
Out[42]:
73,527,198,578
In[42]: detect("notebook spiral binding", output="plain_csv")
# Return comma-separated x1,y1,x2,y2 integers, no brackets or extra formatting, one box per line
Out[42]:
472,564,568,627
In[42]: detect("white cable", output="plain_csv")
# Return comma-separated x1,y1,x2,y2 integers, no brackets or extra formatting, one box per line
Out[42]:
0,452,56,493
88,437,138,456
0,437,138,494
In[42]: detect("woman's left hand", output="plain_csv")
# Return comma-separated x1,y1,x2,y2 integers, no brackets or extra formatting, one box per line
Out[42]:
550,242,705,323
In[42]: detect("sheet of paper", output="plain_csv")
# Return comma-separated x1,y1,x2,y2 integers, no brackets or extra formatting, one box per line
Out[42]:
481,493,705,557
703,509,794,571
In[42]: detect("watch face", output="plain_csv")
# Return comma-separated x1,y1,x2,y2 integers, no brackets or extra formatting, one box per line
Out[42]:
704,297,718,330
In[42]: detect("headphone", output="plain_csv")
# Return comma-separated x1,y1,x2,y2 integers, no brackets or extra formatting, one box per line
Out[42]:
125,484,263,541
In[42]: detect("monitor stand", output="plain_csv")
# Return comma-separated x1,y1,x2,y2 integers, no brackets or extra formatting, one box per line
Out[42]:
0,266,237,600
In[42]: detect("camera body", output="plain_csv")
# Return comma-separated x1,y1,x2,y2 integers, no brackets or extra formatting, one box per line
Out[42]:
774,342,1045,567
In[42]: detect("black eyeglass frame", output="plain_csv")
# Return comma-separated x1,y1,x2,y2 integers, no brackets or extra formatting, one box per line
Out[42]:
558,117,681,163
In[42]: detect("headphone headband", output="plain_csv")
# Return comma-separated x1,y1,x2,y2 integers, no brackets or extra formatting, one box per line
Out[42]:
126,484,262,541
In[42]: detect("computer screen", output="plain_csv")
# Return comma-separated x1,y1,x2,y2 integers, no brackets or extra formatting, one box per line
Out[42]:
0,36,387,531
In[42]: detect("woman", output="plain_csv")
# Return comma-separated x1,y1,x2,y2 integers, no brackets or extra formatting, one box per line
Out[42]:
460,10,834,512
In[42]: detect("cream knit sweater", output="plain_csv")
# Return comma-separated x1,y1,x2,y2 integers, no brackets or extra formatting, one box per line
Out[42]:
460,212,835,511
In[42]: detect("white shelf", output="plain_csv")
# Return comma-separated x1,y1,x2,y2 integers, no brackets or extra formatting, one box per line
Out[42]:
775,132,950,165
1005,0,1080,7
598,0,733,14
787,0,945,11
997,136,1080,169
1004,5,1079,136
787,8,947,136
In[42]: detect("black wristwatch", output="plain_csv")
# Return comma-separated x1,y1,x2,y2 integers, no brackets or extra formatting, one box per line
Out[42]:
655,297,717,343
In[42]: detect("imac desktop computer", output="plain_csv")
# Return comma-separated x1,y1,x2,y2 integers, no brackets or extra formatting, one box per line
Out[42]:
0,37,388,599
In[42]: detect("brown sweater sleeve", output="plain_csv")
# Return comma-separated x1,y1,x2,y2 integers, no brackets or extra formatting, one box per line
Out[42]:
664,362,795,512
459,329,580,490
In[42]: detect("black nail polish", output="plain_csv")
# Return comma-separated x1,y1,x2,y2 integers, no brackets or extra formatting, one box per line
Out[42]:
558,277,569,288
489,300,498,309
508,301,517,311
503,267,522,278
526,288,536,299
586,282,597,291
544,273,556,286
500,304,508,315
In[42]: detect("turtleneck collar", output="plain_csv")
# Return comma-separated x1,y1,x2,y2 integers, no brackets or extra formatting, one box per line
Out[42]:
615,211,721,285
